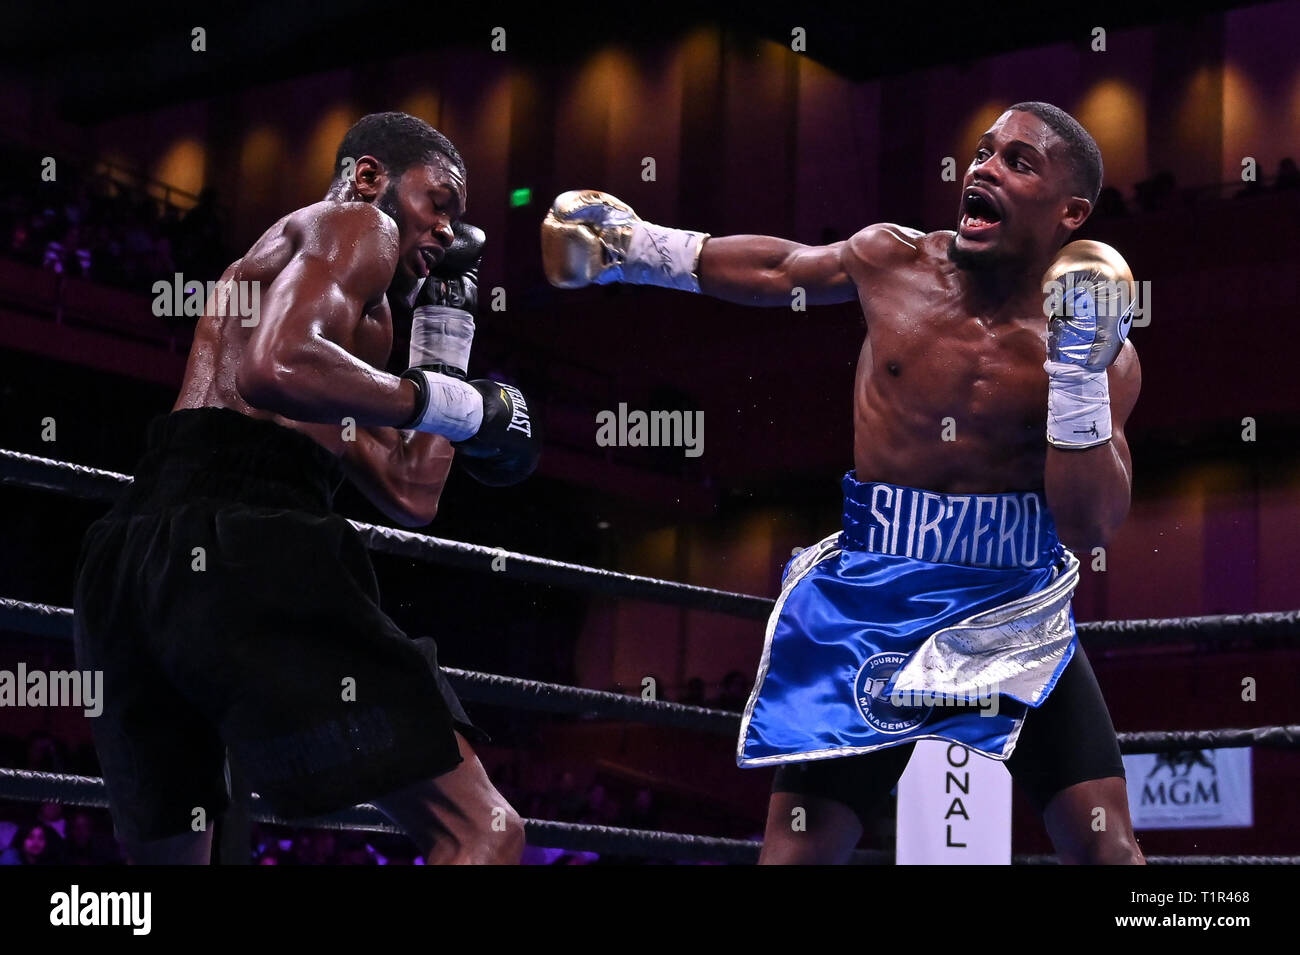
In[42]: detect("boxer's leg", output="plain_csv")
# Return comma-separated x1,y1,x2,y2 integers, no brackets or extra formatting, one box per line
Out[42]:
373,732,525,865
1006,647,1144,864
75,515,230,866
760,792,863,864
1040,776,1143,865
761,743,915,864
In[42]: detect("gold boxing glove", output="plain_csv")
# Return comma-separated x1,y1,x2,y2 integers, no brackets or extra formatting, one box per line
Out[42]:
1041,240,1136,449
541,190,709,291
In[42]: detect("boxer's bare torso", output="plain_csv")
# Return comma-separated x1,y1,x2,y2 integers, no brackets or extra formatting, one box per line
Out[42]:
174,201,396,458
843,224,1137,495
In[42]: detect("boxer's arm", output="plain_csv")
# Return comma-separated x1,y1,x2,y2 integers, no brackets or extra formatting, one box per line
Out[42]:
1045,341,1141,549
542,191,895,307
340,426,454,527
698,223,915,307
696,236,857,306
236,204,419,428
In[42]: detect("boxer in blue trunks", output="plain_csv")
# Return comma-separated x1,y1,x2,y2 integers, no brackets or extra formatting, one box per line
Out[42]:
542,101,1144,864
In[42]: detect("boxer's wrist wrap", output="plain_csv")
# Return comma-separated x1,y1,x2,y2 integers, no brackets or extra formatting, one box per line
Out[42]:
614,222,708,293
1045,359,1112,449
401,369,484,440
410,305,475,380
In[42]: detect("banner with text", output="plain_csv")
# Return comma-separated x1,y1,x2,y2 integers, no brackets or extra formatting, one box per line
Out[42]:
1123,747,1252,830
897,740,1012,864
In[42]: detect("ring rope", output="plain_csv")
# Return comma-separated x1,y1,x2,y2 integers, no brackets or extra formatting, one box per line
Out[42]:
6,451,1297,863
0,769,1293,865
0,598,739,733
4,448,1299,638
2,597,1297,750
0,767,838,864
0,448,769,619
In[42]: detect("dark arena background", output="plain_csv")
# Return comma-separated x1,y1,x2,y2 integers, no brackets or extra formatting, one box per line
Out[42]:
0,0,1297,921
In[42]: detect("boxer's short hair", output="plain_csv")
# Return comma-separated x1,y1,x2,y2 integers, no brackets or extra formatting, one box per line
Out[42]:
334,112,464,180
1009,101,1102,205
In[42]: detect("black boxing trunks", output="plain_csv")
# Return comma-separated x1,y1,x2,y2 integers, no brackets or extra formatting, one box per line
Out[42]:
73,407,480,843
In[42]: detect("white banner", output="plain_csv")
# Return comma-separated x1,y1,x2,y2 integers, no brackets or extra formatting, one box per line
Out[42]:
896,740,1012,864
1123,748,1252,829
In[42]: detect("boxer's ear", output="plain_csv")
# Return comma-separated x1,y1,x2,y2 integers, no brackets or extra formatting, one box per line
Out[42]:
1062,195,1091,232
351,156,385,200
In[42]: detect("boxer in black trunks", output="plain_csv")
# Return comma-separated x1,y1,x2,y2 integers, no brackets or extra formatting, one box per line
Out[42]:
74,112,539,864
544,102,1144,864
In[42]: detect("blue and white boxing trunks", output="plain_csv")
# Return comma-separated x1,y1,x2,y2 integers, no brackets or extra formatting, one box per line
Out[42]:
737,474,1080,767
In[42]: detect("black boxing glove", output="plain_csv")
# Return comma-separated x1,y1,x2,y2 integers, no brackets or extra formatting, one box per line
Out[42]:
452,379,541,487
409,221,485,379
429,220,484,312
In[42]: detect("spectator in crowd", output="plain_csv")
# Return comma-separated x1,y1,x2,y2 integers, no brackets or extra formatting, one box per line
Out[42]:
0,144,230,295
0,822,63,865
36,801,67,838
65,810,122,865
42,225,92,276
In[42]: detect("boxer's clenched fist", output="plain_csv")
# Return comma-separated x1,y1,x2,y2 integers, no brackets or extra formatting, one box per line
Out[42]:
409,220,485,380
1042,239,1135,373
453,379,541,486
1041,240,1136,450
541,189,709,292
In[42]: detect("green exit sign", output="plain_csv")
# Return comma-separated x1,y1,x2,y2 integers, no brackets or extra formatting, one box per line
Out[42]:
510,187,532,208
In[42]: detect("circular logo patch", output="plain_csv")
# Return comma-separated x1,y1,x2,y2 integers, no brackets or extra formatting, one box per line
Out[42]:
854,652,932,734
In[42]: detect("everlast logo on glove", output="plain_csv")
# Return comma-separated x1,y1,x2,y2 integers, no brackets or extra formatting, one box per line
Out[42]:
500,384,533,438
451,379,542,486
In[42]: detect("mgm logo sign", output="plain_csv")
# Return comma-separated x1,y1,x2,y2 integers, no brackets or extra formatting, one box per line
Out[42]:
1140,749,1219,807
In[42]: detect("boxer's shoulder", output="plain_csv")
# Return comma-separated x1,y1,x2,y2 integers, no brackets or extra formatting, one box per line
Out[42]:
841,223,926,278
275,200,399,287
289,200,398,252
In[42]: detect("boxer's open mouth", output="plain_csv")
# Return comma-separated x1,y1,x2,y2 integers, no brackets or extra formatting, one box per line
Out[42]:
960,188,1004,236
